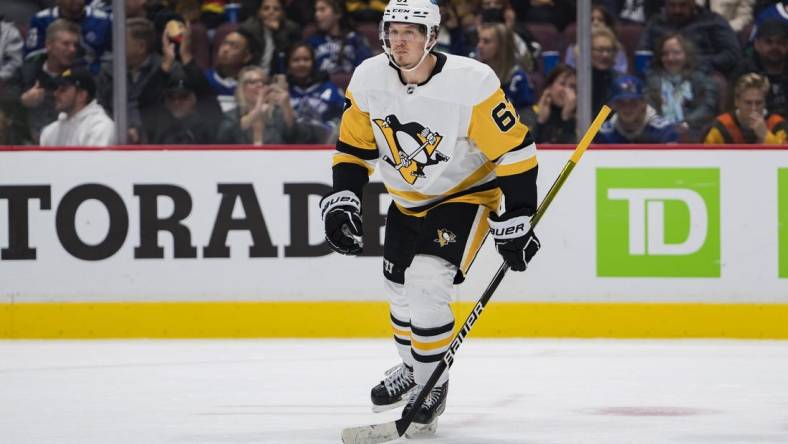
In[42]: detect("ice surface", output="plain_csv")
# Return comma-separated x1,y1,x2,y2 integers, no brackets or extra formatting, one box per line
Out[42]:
1,339,787,443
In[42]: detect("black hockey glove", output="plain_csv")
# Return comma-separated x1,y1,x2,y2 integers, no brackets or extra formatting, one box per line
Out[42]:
488,207,540,271
320,190,363,255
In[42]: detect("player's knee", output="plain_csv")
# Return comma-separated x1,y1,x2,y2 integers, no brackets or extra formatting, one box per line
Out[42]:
384,277,409,318
404,254,456,311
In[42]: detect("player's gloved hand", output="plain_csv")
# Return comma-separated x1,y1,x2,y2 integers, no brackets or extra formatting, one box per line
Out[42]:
320,190,363,255
488,207,540,271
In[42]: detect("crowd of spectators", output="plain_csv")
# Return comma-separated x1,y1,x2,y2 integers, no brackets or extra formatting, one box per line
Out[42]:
0,0,785,147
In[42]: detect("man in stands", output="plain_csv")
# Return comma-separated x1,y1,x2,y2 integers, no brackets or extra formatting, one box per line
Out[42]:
25,0,113,73
639,0,741,74
596,74,679,144
206,29,259,112
16,19,80,144
39,68,115,146
735,20,788,118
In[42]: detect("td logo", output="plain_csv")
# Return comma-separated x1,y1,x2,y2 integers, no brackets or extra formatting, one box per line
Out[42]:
597,168,720,277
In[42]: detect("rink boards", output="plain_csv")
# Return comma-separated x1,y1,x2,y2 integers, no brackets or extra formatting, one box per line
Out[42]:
1,145,787,338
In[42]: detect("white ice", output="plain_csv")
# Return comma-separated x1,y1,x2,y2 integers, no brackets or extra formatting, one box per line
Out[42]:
1,339,788,444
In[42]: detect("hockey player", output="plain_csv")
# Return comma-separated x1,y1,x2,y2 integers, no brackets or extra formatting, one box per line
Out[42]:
320,0,541,432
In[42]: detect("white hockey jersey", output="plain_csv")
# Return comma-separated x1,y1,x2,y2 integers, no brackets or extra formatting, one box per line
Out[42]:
333,52,537,216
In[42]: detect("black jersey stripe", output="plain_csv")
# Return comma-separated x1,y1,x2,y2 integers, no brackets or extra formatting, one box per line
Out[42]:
394,336,411,346
492,131,536,162
411,321,454,337
412,349,445,363
402,181,498,215
390,313,411,328
337,141,379,160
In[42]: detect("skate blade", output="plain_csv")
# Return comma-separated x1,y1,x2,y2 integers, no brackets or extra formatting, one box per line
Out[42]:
371,398,406,413
404,419,437,438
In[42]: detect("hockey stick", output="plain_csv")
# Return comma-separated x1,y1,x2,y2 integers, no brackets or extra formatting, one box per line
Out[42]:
341,105,612,444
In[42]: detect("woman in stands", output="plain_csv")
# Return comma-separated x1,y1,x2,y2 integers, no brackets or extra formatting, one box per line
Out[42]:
704,72,787,144
239,0,301,74
285,42,345,143
565,4,628,74
476,22,535,113
590,25,626,115
306,0,372,81
521,64,577,144
216,65,295,144
646,33,718,142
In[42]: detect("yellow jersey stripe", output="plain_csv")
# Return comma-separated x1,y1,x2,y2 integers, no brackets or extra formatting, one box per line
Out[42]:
386,162,496,202
392,327,411,337
411,335,453,351
338,91,377,150
468,88,530,160
495,156,538,177
332,153,374,174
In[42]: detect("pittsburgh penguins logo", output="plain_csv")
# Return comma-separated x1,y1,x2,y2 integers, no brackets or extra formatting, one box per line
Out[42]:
373,115,448,185
435,229,456,247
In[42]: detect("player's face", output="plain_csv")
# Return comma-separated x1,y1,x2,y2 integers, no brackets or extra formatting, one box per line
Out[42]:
754,35,788,64
288,46,314,80
591,35,616,70
476,27,498,63
386,23,428,69
660,37,686,75
735,88,766,117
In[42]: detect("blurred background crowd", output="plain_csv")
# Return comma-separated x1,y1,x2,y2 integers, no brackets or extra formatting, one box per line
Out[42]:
0,0,785,146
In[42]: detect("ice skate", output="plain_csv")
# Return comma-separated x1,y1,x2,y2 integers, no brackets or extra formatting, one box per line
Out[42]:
370,363,416,412
402,381,448,438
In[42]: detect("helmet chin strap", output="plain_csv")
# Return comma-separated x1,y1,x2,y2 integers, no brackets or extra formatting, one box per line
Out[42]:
386,37,436,73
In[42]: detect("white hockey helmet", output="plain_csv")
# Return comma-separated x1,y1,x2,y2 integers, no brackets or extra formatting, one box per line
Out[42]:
380,0,441,71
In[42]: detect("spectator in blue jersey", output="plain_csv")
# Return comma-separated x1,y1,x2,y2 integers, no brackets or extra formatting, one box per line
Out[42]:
15,19,80,144
476,22,535,113
25,0,113,74
645,33,719,142
217,65,296,144
240,0,302,75
638,0,741,74
285,42,345,143
307,0,372,77
596,74,679,144
206,28,260,112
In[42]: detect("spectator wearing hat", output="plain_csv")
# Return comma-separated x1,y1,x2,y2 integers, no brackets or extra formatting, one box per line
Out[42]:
206,28,260,112
25,0,113,74
239,0,301,75
14,19,80,144
639,0,741,74
704,72,787,144
735,20,788,117
596,74,679,144
142,74,221,144
39,68,115,146
751,1,788,38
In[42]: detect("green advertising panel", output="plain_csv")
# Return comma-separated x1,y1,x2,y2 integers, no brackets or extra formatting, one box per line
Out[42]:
597,168,720,277
780,169,788,278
